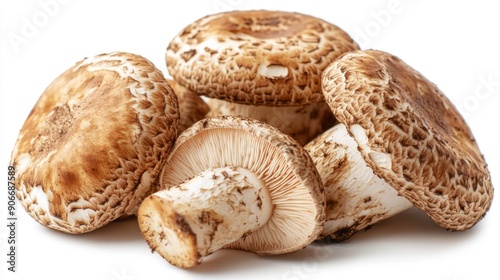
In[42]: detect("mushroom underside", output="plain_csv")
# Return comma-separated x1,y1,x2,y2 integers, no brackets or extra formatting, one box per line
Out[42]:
160,126,322,254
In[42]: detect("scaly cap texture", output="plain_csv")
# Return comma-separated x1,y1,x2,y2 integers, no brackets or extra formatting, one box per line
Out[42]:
10,52,179,234
321,49,493,230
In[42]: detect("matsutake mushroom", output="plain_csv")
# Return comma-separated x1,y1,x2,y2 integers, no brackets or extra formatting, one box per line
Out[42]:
138,116,325,268
10,52,179,234
165,10,360,145
305,49,494,241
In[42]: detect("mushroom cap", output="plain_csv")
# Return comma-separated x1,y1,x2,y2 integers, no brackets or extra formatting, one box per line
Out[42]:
159,115,325,254
166,10,359,106
321,49,494,231
167,79,210,134
10,52,179,234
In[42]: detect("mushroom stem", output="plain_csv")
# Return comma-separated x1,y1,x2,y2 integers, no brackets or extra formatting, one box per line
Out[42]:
138,166,273,268
305,124,413,241
205,98,336,145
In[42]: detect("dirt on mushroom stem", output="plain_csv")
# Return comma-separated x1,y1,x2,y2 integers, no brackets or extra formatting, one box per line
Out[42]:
305,123,413,241
138,166,272,268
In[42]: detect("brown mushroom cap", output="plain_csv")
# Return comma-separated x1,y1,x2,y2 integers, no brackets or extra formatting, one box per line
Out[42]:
167,79,209,134
166,10,359,106
321,49,494,231
157,116,325,255
10,52,179,234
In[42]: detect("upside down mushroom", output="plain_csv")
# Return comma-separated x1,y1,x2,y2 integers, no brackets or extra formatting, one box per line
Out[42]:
166,10,360,145
10,52,179,234
305,49,494,241
138,116,325,268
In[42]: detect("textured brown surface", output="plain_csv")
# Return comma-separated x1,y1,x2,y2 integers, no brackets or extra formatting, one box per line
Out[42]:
322,49,493,230
167,79,209,134
159,116,325,254
166,10,359,106
10,52,179,234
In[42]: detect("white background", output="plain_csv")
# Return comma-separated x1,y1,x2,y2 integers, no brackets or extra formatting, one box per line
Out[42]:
1,1,499,279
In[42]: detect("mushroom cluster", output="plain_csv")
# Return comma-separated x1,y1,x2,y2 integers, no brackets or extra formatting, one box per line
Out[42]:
10,9,493,269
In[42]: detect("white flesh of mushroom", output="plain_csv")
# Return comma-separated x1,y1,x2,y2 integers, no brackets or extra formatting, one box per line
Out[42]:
258,64,289,79
206,99,334,145
139,166,272,268
305,123,413,240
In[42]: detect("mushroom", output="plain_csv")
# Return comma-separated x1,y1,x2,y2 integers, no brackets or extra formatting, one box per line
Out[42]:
305,49,494,241
138,116,325,268
9,52,179,234
165,10,359,145
167,79,210,134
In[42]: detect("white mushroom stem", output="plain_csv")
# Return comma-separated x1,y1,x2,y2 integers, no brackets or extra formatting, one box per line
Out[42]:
305,124,413,241
138,166,272,268
206,98,335,145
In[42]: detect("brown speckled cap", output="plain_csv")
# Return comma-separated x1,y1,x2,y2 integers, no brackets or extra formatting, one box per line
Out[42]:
10,52,179,234
166,10,359,106
167,79,209,134
321,49,493,231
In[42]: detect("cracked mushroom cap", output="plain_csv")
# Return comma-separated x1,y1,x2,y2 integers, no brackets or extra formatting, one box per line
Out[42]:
321,49,494,230
156,116,325,255
10,52,179,234
166,10,359,106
